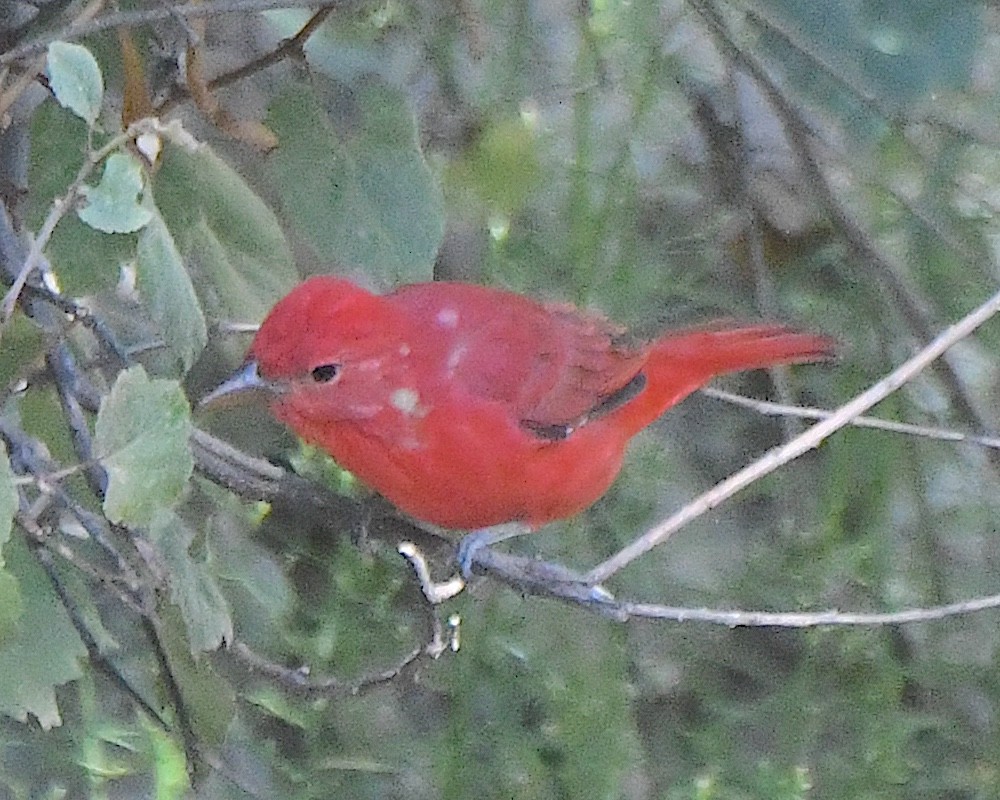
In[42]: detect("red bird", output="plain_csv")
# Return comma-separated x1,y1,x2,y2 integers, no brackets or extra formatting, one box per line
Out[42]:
207,276,832,534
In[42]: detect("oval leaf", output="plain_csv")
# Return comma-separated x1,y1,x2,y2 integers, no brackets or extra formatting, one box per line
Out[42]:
0,445,21,644
137,208,209,373
148,509,233,653
78,152,153,234
46,41,104,125
94,366,193,527
0,443,15,554
153,142,299,323
267,82,444,286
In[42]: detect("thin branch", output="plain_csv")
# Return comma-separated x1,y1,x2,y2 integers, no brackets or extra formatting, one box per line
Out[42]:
31,543,171,728
0,0,357,66
1,120,144,323
204,7,332,94
461,546,1000,626
225,640,428,697
0,0,105,119
47,342,109,497
221,569,453,696
22,282,130,368
702,387,1000,450
687,0,998,446
193,408,1000,629
0,414,140,586
141,614,201,781
17,511,147,615
585,284,1000,584
740,0,994,145
597,592,1000,627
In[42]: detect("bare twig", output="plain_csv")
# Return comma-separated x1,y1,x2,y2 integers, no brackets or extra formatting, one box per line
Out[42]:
193,402,1000,628
31,544,170,727
0,0,356,67
202,7,332,94
223,579,452,696
1,121,149,324
590,591,1000,627
702,387,1000,450
585,285,1000,584
226,639,428,696
460,544,1000,626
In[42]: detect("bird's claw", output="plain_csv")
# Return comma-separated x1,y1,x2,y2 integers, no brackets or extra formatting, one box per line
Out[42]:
456,529,491,579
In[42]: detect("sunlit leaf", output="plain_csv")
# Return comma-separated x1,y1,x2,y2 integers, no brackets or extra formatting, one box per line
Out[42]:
94,366,193,526
78,152,153,234
448,118,540,215
144,715,190,799
46,41,103,125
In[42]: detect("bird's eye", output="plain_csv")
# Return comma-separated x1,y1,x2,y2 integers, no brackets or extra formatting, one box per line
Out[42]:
310,364,341,383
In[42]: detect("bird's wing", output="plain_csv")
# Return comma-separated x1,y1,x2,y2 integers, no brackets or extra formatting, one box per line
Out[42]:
390,283,647,437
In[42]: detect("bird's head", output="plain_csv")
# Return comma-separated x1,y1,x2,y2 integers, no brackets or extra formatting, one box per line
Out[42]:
201,276,403,409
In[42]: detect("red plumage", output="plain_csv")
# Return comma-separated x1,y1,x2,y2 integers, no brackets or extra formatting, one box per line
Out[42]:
216,276,833,529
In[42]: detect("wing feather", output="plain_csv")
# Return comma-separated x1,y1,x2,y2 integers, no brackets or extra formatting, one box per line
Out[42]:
390,283,647,431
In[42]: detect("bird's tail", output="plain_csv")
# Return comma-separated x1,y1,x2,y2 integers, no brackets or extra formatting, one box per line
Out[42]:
614,324,834,436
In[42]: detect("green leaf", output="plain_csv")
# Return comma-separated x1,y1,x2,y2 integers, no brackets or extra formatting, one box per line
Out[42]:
0,445,22,645
153,143,299,323
144,715,190,799
0,443,16,554
157,602,235,749
0,535,85,729
136,208,208,373
148,509,233,653
78,153,153,234
46,41,104,126
267,81,444,286
28,103,132,296
94,366,193,527
203,491,292,633
448,118,541,215
0,570,22,646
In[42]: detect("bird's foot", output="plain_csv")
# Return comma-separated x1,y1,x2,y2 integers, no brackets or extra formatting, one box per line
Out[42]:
456,523,530,579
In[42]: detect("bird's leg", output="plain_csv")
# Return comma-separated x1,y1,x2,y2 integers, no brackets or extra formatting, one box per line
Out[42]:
456,522,532,579
458,526,619,605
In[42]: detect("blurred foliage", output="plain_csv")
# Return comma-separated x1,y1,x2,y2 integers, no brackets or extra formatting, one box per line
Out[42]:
1,0,1000,798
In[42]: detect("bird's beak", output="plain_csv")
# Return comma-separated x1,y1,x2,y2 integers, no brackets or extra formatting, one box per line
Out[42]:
199,360,277,409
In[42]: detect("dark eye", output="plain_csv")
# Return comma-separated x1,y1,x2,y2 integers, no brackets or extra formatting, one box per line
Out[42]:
310,364,340,383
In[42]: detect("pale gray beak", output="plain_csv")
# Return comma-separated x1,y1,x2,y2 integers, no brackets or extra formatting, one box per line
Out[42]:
200,360,276,408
